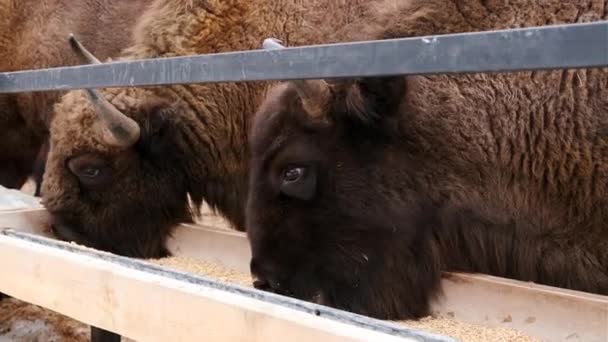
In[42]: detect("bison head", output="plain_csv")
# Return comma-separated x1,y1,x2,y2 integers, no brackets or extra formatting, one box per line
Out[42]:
246,75,445,319
40,37,215,258
41,88,202,258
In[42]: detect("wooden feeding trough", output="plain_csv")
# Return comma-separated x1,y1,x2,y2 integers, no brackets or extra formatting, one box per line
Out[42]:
0,207,448,342
0,201,606,342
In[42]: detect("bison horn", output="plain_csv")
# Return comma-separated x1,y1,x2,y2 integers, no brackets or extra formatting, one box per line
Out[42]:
68,34,101,64
83,89,141,147
261,38,330,118
290,79,330,118
68,33,140,147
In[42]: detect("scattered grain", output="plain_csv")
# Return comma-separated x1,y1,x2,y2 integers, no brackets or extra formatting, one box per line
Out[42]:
149,257,540,342
398,316,541,342
149,256,252,287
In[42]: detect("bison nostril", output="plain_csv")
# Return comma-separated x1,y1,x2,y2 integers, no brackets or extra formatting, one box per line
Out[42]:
253,278,272,290
311,292,325,305
252,274,288,295
250,257,290,294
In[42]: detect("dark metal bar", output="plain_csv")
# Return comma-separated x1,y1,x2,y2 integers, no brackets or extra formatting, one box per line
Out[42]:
0,21,606,93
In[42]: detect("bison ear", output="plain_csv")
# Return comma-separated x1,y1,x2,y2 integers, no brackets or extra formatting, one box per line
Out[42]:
135,102,184,162
339,76,406,125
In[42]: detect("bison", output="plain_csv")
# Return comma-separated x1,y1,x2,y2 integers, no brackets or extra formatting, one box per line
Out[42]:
0,1,153,340
41,0,371,257
245,0,608,320
0,0,152,193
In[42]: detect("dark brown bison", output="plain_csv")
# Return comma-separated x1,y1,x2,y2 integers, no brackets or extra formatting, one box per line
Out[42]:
41,0,371,258
0,0,152,193
246,0,608,320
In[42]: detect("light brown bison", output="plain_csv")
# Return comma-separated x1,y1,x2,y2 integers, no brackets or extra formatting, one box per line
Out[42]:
41,0,372,257
0,0,152,193
0,2,152,340
246,0,608,319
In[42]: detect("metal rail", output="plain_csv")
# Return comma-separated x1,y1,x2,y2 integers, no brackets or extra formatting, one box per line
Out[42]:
0,21,606,93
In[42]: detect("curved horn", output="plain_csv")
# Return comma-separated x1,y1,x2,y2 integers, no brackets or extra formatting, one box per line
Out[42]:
68,34,140,147
261,38,330,117
290,79,330,117
68,34,101,64
83,88,141,147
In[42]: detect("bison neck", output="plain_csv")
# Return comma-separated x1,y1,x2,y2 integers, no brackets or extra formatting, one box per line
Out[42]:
430,203,607,295
195,173,249,232
124,0,371,231
372,142,607,294
163,82,263,232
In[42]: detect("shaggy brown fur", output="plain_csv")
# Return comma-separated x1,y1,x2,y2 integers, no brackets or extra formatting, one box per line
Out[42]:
42,0,372,257
246,0,608,320
0,0,152,191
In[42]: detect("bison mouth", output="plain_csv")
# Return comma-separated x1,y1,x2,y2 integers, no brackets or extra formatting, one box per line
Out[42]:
250,255,329,306
253,276,326,305
48,211,172,258
252,275,292,296
49,215,93,247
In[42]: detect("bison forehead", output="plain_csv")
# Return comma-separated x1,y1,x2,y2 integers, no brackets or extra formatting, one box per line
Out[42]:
252,84,291,124
250,84,299,148
50,88,146,156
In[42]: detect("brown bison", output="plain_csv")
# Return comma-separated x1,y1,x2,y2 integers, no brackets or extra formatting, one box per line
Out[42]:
0,0,152,193
0,2,152,340
246,0,608,319
41,0,371,257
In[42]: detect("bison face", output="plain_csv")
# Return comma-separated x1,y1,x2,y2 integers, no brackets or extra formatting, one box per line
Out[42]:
246,79,443,319
41,88,198,258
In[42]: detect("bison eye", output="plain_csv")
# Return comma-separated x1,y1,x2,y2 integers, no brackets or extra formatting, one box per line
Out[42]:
284,167,304,182
81,166,100,178
280,165,316,200
67,153,113,188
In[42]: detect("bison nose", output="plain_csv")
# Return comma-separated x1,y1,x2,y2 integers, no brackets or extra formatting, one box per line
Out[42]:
49,216,90,245
253,278,272,291
250,257,286,294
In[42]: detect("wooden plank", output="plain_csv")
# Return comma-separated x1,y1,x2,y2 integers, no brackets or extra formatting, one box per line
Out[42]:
2,208,607,341
0,229,449,342
0,208,53,238
434,273,608,342
168,220,608,342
